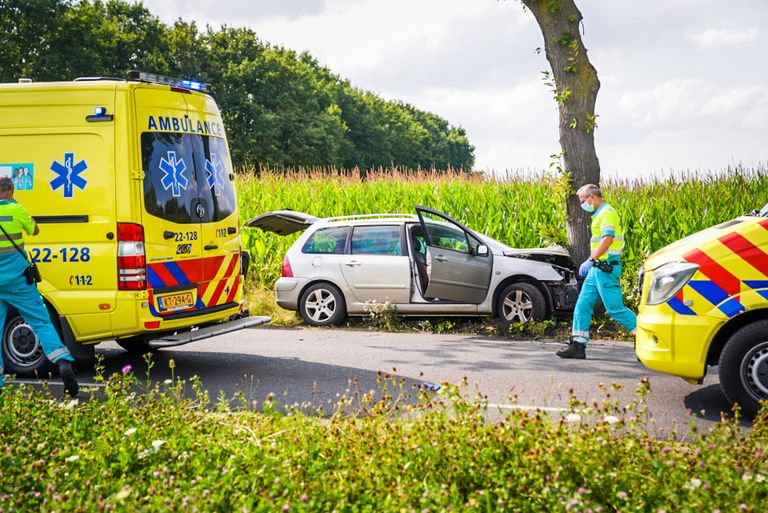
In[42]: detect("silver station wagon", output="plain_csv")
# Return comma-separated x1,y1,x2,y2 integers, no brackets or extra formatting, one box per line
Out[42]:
246,206,579,326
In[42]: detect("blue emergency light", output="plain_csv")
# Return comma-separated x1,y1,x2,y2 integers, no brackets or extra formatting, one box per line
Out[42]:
128,70,211,93
86,106,113,122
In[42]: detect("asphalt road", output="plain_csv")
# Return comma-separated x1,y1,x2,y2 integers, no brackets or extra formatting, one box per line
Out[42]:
17,326,751,435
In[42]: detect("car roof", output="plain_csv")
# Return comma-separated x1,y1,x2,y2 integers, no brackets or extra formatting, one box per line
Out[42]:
315,214,419,226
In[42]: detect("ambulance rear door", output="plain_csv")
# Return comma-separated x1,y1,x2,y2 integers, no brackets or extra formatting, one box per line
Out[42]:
184,93,242,311
135,87,205,319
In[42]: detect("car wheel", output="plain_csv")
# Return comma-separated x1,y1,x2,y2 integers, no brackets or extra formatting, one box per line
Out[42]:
2,307,54,378
299,283,347,327
718,320,768,417
116,336,155,354
497,282,547,324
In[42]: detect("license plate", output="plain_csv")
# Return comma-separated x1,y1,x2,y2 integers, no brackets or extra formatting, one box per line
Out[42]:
158,292,194,312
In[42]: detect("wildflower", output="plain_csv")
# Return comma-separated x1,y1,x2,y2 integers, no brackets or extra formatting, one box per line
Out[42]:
164,379,172,385
300,494,308,503
566,413,581,423
65,455,79,462
742,472,752,481
617,491,628,500
685,478,702,490
121,364,132,374
282,504,290,512
578,487,587,495
603,415,620,425
124,428,137,436
739,505,748,511
756,474,765,483
152,440,165,449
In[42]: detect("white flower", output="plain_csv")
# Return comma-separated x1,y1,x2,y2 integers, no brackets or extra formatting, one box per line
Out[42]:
565,413,581,423
742,472,753,481
603,415,620,425
684,478,702,490
756,474,765,483
124,428,137,437
164,379,172,385
151,440,166,449
65,455,79,462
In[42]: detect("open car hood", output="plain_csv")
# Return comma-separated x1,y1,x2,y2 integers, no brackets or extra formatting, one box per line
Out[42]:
244,210,319,235
497,243,576,270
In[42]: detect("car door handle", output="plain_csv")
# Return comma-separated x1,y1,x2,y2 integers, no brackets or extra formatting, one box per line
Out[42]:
228,227,237,235
204,244,219,251
434,255,448,262
345,260,362,267
163,230,175,240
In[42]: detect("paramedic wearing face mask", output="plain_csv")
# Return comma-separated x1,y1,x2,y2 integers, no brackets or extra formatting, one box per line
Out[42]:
556,184,637,359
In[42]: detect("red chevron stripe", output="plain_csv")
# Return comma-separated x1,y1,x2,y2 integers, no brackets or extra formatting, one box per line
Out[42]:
202,255,226,282
719,232,768,277
683,248,740,296
208,278,229,307
150,264,177,288
226,275,241,304
223,253,240,278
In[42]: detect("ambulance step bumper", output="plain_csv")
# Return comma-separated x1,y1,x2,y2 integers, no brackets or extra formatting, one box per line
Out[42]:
147,316,271,349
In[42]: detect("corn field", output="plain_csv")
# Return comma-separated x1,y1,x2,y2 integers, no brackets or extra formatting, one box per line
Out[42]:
237,166,768,287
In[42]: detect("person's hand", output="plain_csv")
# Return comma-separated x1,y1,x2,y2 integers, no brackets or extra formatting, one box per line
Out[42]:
578,259,594,277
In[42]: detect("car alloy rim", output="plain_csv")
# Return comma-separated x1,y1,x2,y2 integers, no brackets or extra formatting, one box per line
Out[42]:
740,341,768,400
4,317,44,369
305,288,337,323
502,289,533,323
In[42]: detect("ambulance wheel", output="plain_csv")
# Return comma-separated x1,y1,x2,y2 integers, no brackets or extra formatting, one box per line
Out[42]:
116,336,155,354
299,282,347,326
1,307,55,378
719,320,768,418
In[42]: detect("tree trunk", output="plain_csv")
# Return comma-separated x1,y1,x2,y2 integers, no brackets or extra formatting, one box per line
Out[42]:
522,0,600,265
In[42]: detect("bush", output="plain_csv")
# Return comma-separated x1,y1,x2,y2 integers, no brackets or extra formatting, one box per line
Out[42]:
1,367,767,512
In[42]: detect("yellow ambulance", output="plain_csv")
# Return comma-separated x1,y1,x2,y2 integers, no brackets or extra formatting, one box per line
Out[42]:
636,207,768,416
0,72,268,377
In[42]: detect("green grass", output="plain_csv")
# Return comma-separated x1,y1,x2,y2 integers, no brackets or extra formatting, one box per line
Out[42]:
1,369,766,512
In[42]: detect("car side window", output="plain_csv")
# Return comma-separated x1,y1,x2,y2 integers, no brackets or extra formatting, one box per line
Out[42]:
425,223,470,253
351,225,402,255
302,226,349,254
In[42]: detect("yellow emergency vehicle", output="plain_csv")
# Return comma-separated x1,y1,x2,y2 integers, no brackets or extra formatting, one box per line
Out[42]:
0,72,268,377
636,206,768,416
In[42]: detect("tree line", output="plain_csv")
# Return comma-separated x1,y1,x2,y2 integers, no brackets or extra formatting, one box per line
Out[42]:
0,0,475,171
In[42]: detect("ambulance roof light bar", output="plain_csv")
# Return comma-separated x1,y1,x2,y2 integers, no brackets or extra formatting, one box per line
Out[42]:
128,70,211,93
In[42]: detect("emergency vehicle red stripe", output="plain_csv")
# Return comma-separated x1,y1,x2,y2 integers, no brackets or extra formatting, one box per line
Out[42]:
176,259,202,283
202,256,226,282
683,248,741,296
151,264,178,287
759,219,768,231
226,275,241,304
222,253,240,278
208,278,229,307
718,232,768,277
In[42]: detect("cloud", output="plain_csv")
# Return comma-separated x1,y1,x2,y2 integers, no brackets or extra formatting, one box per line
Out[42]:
688,28,759,48
618,79,768,129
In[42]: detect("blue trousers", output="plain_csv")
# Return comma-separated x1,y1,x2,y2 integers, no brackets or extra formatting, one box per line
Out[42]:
572,263,637,344
0,274,73,387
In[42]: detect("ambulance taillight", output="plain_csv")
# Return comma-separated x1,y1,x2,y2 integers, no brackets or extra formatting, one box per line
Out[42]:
117,223,147,290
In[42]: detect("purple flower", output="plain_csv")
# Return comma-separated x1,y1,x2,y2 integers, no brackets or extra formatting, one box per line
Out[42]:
282,504,290,512
122,364,132,374
300,494,308,503
578,487,587,495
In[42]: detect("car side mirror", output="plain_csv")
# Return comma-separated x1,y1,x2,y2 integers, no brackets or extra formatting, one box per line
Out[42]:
475,244,489,256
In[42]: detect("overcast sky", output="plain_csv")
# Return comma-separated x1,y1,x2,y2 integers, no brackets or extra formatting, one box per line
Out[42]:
136,0,767,178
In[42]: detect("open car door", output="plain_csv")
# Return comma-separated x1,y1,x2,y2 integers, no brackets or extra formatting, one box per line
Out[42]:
244,210,319,235
415,206,493,303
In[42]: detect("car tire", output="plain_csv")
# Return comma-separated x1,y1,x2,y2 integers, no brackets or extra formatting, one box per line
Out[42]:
497,282,547,325
299,282,347,327
718,320,768,418
1,307,55,378
116,336,155,354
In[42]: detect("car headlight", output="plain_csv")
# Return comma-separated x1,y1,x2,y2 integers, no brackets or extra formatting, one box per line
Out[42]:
646,262,699,305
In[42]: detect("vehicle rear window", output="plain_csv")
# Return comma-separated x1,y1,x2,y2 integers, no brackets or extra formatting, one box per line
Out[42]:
351,225,402,255
302,227,349,254
141,132,237,224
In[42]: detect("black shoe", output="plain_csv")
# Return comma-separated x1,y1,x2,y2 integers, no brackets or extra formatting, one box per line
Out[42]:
556,339,586,359
57,360,79,397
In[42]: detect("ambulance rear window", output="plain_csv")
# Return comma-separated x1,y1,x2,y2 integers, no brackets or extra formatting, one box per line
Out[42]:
141,133,236,224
